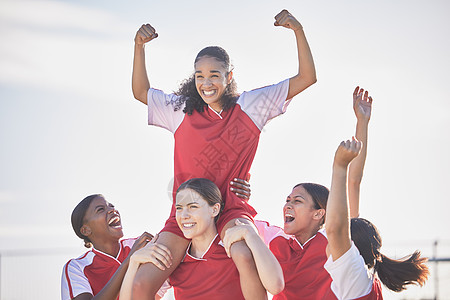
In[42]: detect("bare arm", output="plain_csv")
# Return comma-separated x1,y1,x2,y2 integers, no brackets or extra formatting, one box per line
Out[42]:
70,233,153,300
132,24,158,105
325,139,361,261
223,220,284,295
348,87,373,218
119,235,172,300
274,10,317,100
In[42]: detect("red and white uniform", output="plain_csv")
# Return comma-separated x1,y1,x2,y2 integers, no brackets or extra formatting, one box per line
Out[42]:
61,238,135,300
61,238,169,300
324,242,383,300
168,234,244,300
147,79,290,236
255,221,336,300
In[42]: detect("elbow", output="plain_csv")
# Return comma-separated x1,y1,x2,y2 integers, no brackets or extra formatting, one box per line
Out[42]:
306,74,317,87
268,276,285,295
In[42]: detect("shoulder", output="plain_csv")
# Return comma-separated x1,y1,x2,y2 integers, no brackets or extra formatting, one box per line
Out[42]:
63,250,95,275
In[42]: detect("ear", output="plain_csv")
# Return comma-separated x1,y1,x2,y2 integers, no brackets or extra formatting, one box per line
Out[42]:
227,71,233,84
211,203,221,218
80,225,92,237
313,208,326,221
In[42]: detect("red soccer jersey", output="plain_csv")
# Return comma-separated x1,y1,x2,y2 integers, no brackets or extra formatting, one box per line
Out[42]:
168,234,244,300
255,221,335,300
61,238,134,300
147,80,291,236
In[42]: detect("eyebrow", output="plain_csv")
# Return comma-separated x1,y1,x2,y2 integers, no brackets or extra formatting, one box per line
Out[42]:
195,70,221,74
176,201,200,207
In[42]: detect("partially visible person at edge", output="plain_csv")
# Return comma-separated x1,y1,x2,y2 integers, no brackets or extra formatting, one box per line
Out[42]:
131,9,316,299
253,88,370,299
60,194,167,300
323,99,430,298
119,178,284,300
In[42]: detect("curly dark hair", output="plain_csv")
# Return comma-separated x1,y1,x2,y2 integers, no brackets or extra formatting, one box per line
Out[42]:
172,46,239,115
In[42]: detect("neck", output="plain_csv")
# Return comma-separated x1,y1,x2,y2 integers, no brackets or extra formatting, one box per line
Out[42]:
208,103,223,113
190,228,218,258
92,239,121,258
295,226,321,246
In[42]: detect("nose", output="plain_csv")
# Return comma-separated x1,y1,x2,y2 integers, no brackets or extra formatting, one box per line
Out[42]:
180,208,190,219
203,78,212,86
284,201,292,210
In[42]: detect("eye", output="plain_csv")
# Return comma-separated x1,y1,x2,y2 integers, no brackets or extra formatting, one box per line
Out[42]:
196,75,204,79
175,206,182,211
97,207,104,213
211,74,219,78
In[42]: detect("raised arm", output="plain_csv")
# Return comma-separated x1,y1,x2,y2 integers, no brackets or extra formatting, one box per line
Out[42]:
120,235,172,300
274,9,317,100
223,220,284,295
132,24,158,105
348,87,373,218
325,138,361,261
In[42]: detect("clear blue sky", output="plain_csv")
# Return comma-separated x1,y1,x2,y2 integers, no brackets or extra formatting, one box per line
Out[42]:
1,0,449,299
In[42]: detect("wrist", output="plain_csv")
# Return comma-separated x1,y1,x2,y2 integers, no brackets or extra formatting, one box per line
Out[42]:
293,25,304,32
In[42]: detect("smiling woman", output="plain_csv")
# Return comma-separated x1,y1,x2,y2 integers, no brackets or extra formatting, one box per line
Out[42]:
130,9,317,300
60,194,160,300
119,178,284,300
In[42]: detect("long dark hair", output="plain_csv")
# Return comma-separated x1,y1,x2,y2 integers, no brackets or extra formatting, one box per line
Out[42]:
173,46,239,115
71,194,101,248
293,183,329,226
177,178,223,222
351,218,429,292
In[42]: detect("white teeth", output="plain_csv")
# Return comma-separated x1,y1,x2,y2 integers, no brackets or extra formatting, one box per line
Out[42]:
203,90,215,96
109,216,120,225
183,223,195,228
285,213,294,218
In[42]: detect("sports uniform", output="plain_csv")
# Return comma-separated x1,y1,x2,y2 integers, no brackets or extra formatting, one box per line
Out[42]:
168,234,244,300
61,238,168,299
324,242,383,300
147,79,290,236
255,220,335,300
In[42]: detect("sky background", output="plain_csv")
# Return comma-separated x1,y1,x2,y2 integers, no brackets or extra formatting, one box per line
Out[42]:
1,0,449,299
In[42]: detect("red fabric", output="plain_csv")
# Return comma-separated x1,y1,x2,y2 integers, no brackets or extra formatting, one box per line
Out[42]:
270,233,337,300
355,279,383,300
162,104,260,237
169,235,244,300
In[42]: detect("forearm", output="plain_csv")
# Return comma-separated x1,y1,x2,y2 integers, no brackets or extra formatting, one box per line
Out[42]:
245,234,284,295
325,165,351,246
132,43,150,104
91,260,130,300
348,120,368,217
287,27,316,99
119,261,140,300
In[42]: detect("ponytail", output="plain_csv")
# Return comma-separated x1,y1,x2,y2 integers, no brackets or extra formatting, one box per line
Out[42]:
375,251,429,292
351,218,430,292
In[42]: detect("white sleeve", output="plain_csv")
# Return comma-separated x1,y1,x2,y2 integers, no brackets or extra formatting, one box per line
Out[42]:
156,280,172,298
237,79,291,131
324,242,374,300
147,88,186,133
61,261,93,300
